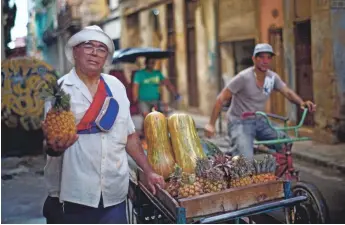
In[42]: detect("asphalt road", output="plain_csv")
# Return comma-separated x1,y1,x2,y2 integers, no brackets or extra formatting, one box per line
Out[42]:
253,159,345,224
296,159,345,223
1,156,345,224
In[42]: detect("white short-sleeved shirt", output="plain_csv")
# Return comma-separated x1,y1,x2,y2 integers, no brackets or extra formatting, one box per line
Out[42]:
53,68,136,208
44,155,63,198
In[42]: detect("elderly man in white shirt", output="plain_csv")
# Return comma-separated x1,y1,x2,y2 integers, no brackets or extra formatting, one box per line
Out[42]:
42,25,165,224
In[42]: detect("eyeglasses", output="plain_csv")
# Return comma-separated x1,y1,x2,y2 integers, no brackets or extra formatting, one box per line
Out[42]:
81,44,108,57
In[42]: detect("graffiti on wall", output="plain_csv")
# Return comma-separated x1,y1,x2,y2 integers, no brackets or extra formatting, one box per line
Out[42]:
1,57,58,131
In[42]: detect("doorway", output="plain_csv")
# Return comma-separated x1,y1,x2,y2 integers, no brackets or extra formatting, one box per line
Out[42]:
167,3,177,102
269,28,286,116
219,39,255,110
185,0,199,107
294,20,314,126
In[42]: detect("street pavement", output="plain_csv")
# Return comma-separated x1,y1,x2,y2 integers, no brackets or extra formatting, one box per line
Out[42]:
253,159,345,224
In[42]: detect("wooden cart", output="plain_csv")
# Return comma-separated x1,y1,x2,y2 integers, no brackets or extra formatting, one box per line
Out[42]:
127,168,307,224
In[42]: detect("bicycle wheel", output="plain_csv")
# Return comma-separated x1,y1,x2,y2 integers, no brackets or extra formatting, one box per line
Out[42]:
289,182,330,224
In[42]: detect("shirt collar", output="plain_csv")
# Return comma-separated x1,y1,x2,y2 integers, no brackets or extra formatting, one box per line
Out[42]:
63,68,99,103
252,66,273,78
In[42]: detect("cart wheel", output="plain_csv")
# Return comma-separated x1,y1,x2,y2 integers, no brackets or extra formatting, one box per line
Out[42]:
289,182,330,224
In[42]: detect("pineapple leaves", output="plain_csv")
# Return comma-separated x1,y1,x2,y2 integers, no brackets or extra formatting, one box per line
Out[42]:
40,80,71,112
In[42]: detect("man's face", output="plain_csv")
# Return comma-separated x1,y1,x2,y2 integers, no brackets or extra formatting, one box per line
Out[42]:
146,59,155,70
252,52,273,72
73,40,108,73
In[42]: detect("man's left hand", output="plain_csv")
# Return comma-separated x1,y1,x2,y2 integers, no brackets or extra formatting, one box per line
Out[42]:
146,171,165,195
301,100,316,112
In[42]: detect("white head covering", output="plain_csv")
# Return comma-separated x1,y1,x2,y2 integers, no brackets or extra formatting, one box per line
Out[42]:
65,25,115,65
253,43,275,57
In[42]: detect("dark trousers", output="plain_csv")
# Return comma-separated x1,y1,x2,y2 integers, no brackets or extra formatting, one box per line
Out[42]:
43,196,64,224
62,197,127,224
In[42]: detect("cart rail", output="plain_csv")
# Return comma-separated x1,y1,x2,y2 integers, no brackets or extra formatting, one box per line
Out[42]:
135,179,307,224
199,195,307,224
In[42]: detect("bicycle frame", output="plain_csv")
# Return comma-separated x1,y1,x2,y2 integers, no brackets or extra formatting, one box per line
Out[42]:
242,108,311,181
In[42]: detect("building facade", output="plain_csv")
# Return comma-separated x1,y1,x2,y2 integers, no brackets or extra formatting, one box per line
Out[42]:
119,0,345,143
282,0,345,143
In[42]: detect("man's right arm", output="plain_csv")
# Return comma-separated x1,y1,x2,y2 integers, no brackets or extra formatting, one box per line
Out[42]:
204,88,232,138
205,74,244,137
209,88,232,126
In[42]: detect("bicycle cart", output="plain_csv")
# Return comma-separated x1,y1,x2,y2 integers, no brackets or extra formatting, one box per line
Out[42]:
241,108,330,223
127,168,308,224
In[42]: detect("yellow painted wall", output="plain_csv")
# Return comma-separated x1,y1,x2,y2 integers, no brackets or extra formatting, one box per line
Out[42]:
259,0,284,43
173,0,189,108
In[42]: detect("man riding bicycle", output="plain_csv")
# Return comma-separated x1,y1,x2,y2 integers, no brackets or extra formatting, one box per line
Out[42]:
204,43,316,159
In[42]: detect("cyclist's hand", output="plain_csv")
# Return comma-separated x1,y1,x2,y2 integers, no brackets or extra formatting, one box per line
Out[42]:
301,100,316,112
204,123,216,138
175,93,182,101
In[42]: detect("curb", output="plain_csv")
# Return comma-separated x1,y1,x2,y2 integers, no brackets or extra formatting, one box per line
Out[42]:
292,151,345,175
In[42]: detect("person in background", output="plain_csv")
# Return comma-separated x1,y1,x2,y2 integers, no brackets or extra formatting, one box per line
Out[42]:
42,25,165,224
132,58,180,137
204,43,316,159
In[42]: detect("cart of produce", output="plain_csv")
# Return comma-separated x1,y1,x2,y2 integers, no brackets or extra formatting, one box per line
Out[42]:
128,168,307,224
126,111,308,224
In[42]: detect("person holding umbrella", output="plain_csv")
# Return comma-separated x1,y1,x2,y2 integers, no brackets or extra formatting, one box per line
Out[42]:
132,57,180,135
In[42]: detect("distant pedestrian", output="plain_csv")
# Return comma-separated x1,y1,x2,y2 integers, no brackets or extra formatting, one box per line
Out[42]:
132,58,180,136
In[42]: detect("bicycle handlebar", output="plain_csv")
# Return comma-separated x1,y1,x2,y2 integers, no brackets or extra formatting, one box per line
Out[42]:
241,108,310,140
255,108,308,132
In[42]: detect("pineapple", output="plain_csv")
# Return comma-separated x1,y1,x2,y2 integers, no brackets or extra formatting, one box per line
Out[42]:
195,157,212,183
203,166,228,193
178,173,204,198
165,165,204,198
209,153,232,167
195,155,230,193
165,164,183,198
252,155,277,184
43,80,76,142
229,155,254,188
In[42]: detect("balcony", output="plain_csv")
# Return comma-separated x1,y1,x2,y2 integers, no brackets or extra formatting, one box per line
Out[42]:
57,3,82,33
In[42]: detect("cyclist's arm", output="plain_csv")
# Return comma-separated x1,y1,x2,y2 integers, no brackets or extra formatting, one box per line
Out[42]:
209,74,243,125
209,87,232,126
161,79,178,96
278,86,304,106
132,83,139,103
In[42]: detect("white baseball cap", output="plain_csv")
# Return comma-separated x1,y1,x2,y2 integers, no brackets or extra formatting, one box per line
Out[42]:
65,25,115,65
253,43,275,57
